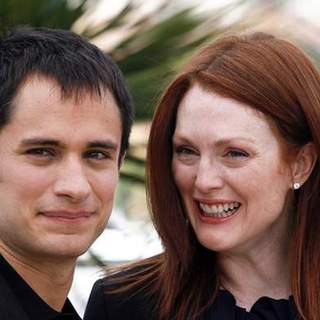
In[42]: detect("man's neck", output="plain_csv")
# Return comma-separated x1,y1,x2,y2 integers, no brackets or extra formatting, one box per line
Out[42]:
0,248,76,311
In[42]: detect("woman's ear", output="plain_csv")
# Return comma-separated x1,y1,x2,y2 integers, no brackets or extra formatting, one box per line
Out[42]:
290,142,317,188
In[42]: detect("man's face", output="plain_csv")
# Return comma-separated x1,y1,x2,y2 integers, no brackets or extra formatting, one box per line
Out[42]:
0,75,122,263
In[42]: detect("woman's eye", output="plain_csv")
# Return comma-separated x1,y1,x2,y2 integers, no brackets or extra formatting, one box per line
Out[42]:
175,146,196,156
174,146,199,164
225,149,249,158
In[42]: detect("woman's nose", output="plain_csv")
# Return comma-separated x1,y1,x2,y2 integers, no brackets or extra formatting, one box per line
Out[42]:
194,159,224,194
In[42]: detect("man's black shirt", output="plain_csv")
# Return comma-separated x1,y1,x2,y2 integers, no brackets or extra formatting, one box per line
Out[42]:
0,255,81,320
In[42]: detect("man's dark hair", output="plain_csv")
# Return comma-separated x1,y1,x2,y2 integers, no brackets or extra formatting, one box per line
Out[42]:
0,27,133,155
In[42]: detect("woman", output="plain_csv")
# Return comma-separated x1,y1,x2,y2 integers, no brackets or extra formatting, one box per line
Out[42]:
84,32,320,320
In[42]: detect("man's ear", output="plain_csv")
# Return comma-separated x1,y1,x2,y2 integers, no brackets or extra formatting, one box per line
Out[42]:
290,142,317,188
118,151,126,169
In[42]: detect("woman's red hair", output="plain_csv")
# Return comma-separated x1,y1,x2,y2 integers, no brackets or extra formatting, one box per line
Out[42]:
111,32,320,320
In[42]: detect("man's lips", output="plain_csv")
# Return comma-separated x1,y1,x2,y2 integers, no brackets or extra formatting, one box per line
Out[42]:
40,211,93,220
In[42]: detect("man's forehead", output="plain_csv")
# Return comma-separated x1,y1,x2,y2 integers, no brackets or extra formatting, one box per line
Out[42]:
2,73,121,137
4,76,121,134
13,73,115,108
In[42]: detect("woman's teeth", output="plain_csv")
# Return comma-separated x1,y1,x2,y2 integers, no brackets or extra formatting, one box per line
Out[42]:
199,202,240,218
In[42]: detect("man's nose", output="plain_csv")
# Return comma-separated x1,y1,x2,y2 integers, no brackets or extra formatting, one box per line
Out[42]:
53,156,91,202
194,158,224,194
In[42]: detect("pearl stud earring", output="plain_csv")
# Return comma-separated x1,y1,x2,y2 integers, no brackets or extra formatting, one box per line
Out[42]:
293,182,301,190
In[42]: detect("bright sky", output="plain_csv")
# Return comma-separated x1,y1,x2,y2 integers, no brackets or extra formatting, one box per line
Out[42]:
192,0,320,26
290,0,320,25
90,0,320,26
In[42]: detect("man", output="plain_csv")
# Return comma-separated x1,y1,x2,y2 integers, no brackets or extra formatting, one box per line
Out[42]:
0,27,133,319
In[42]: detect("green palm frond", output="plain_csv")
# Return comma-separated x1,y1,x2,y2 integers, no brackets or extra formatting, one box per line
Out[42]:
0,0,87,31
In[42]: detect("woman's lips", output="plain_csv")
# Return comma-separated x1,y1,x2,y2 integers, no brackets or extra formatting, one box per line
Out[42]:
195,199,241,224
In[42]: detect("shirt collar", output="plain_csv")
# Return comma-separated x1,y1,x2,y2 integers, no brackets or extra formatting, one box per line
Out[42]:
0,255,81,320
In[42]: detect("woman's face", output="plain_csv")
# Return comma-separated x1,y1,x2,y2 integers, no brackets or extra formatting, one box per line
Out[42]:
172,84,295,255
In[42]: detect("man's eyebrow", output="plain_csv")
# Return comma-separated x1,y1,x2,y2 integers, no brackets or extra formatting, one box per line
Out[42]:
20,138,62,147
87,140,118,150
20,138,118,150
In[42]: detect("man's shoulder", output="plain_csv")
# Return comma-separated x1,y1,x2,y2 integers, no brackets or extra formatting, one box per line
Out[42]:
0,272,29,320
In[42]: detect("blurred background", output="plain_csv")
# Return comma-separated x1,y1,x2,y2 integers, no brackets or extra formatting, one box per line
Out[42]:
1,0,319,315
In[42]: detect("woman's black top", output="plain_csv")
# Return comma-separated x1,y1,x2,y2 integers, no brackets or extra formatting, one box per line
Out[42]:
84,277,298,320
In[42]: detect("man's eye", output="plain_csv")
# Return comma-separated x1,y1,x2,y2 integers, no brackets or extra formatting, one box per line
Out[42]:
225,149,249,158
85,150,110,160
25,148,54,157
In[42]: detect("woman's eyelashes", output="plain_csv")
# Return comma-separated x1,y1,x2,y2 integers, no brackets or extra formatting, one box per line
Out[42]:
173,139,252,164
174,145,198,158
224,149,249,158
174,145,249,157
173,145,199,166
175,145,196,155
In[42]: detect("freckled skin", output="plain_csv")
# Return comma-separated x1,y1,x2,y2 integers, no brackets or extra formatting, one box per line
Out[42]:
0,75,122,263
172,84,294,255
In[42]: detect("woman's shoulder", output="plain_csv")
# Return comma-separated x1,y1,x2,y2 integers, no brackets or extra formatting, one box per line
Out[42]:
84,262,159,320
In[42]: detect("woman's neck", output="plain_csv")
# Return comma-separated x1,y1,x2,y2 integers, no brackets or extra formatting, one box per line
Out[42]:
217,234,291,310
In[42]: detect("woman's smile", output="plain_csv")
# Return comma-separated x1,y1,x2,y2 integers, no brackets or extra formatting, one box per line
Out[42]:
198,200,241,218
